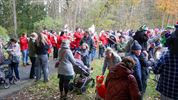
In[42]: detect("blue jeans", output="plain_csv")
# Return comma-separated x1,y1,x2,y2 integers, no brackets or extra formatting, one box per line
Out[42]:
36,54,49,82
22,49,29,64
9,62,20,81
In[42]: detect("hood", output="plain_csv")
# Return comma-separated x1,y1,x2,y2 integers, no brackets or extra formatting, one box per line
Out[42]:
108,63,133,79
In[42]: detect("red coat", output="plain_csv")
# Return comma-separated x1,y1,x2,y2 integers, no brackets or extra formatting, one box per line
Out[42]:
74,32,83,48
50,35,58,47
57,35,68,49
105,63,141,100
93,35,98,48
99,34,108,46
19,36,28,51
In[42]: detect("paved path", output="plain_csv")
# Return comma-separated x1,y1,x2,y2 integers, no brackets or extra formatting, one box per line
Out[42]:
0,59,56,99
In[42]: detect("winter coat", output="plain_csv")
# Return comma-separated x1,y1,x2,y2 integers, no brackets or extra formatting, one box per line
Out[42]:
50,35,57,47
28,38,37,57
129,53,143,92
133,30,148,50
166,26,178,55
57,35,68,49
105,62,141,100
57,44,76,76
35,42,49,55
80,36,94,53
74,32,83,48
19,36,28,51
99,34,108,46
116,42,127,52
80,49,90,67
102,53,122,75
7,43,21,63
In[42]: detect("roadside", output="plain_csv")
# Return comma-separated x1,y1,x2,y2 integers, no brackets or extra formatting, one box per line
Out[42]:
0,59,56,99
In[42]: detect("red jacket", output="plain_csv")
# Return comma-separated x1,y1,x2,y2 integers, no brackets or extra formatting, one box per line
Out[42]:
50,35,58,47
19,36,28,51
74,32,83,48
99,34,108,46
57,35,68,49
105,63,141,100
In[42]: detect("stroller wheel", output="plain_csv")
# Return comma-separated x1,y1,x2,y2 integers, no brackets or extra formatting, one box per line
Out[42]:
3,80,10,89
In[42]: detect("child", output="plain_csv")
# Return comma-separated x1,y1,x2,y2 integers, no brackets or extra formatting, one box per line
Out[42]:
98,41,105,59
80,43,90,68
95,75,106,100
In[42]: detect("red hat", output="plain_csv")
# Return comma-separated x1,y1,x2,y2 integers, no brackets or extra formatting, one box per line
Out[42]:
96,75,105,84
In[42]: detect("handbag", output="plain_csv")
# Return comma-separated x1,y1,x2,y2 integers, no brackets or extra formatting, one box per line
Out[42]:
55,50,67,68
11,55,20,63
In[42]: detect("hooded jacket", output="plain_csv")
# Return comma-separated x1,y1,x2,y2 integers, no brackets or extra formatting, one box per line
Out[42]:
105,62,141,100
57,42,76,76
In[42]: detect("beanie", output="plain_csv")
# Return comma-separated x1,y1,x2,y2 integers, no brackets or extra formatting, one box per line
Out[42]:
131,40,142,50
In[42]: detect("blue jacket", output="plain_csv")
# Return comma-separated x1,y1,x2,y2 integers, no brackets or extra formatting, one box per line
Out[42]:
129,53,143,92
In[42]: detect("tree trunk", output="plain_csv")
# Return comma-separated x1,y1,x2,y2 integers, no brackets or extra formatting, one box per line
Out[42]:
161,13,165,29
12,0,17,38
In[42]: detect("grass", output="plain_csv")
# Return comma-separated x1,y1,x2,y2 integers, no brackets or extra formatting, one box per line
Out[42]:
7,58,160,100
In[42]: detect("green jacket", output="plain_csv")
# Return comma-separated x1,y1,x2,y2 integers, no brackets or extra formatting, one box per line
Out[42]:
116,42,127,52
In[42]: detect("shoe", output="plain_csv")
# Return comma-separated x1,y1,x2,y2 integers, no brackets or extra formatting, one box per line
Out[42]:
23,63,26,67
26,63,30,65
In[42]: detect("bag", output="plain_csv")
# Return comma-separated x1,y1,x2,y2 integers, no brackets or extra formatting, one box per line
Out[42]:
54,50,67,68
11,55,20,63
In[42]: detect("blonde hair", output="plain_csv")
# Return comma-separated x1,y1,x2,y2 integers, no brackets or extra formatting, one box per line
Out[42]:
36,33,48,46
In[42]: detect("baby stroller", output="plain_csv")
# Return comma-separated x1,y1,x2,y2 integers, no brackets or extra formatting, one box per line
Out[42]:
0,64,10,89
69,59,95,93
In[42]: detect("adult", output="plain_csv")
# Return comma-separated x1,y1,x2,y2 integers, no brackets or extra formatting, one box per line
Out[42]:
105,57,141,100
116,35,127,58
128,40,143,95
19,33,29,66
133,26,149,51
57,40,76,99
57,31,68,49
73,27,83,50
80,31,95,62
35,33,50,82
28,32,38,79
153,22,178,100
7,38,21,82
50,31,58,59
102,47,122,75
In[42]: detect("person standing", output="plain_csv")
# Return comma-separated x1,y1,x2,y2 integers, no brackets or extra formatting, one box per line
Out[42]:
153,22,178,100
35,33,49,82
105,57,141,100
19,33,29,66
7,38,21,82
56,40,76,99
28,32,38,79
128,40,143,95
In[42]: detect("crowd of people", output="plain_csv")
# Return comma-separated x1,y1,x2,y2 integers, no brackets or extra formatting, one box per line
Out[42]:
0,22,178,100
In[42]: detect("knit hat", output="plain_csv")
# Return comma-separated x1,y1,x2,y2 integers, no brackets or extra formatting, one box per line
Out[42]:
96,75,105,84
139,25,148,31
62,40,70,47
131,40,142,50
122,56,135,70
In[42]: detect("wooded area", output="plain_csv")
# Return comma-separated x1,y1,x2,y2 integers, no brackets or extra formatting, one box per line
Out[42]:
0,0,178,38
